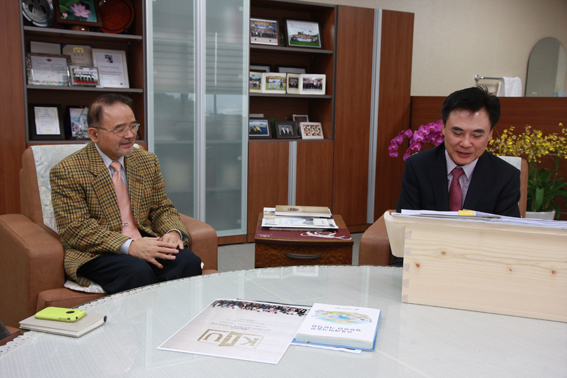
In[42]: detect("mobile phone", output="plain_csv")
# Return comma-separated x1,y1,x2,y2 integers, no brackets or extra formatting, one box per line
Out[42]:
35,307,87,322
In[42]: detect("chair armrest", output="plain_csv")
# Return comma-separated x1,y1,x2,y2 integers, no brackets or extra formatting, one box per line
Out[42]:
359,210,395,266
0,214,65,327
179,214,218,271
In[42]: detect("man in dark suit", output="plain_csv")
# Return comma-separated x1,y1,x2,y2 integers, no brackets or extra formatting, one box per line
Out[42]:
50,94,202,294
396,87,521,217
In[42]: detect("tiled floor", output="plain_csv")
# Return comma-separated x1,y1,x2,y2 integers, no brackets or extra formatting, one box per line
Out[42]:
217,233,363,273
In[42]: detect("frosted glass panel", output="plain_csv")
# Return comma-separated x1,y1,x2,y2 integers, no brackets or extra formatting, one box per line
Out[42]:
205,0,248,233
148,0,248,236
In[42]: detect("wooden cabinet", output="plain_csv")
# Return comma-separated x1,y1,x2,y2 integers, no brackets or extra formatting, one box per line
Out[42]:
21,0,146,143
247,4,414,238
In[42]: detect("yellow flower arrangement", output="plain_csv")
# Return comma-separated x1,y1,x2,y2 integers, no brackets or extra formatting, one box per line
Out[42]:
488,123,567,217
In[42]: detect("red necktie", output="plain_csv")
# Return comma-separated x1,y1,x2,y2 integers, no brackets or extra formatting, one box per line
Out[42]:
449,168,464,211
110,161,142,240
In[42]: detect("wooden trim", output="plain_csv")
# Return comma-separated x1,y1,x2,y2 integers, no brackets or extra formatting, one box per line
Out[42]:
333,6,374,226
0,1,26,214
218,235,247,245
373,10,414,222
348,224,371,233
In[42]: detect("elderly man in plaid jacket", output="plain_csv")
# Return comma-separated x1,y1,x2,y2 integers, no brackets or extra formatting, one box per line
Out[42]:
50,94,201,293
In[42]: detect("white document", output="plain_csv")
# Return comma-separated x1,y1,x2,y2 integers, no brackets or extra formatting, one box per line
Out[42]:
30,55,68,83
34,107,60,135
92,50,129,88
30,41,61,55
262,216,338,229
159,299,310,364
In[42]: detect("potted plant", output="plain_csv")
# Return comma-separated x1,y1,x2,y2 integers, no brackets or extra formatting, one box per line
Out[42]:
488,123,567,219
388,119,444,160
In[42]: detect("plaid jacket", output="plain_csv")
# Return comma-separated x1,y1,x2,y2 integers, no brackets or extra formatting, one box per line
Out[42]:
50,142,189,286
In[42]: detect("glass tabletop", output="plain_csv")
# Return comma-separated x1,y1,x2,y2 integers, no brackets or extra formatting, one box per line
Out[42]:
1,266,566,377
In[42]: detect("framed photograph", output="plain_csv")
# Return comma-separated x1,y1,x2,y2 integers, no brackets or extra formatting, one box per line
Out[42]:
250,18,279,46
70,66,99,86
287,73,300,94
248,119,271,139
262,72,287,94
293,114,309,124
28,104,64,140
26,53,71,86
285,19,322,48
54,0,103,28
92,48,129,88
66,106,90,139
62,44,93,66
249,71,263,93
277,66,307,74
300,74,326,95
250,64,270,73
300,122,324,140
275,120,299,139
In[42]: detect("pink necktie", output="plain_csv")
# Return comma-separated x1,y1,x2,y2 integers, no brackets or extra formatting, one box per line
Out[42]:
110,161,142,240
449,168,464,211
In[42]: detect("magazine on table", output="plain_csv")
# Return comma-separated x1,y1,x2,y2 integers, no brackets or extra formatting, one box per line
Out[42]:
158,299,310,364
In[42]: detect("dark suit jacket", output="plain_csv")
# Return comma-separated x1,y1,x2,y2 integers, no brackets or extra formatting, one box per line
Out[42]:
50,142,189,286
396,143,521,217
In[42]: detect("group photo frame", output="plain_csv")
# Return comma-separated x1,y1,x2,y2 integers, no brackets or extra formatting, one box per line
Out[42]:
299,122,324,140
275,120,298,139
249,71,263,93
300,74,326,95
285,19,322,48
250,18,279,46
262,72,287,94
286,73,300,94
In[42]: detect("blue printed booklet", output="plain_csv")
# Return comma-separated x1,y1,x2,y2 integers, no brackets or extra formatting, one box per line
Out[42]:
293,303,381,351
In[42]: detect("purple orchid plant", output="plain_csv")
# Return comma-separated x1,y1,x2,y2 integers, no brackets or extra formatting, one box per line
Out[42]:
388,119,444,160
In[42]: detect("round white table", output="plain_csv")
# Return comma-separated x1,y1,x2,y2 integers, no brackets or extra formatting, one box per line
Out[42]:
1,266,566,377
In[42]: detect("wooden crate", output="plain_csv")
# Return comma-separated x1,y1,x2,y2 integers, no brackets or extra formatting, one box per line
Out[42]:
384,212,567,322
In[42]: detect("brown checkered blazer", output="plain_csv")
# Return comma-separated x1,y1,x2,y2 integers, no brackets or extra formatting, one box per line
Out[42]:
50,142,189,286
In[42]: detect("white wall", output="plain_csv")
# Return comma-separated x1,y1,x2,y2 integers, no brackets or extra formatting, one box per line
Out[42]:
300,0,567,96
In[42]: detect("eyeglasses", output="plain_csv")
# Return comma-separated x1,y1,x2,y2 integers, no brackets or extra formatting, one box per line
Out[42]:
96,123,140,137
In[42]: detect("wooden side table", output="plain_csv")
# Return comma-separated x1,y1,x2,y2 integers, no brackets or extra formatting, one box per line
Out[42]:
254,214,353,268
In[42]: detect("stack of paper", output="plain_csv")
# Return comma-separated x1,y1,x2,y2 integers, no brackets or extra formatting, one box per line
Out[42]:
262,206,338,230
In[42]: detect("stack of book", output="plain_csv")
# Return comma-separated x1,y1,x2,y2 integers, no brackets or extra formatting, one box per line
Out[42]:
261,205,338,231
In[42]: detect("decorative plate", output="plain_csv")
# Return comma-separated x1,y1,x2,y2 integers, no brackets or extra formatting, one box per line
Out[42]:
22,0,56,27
99,0,135,34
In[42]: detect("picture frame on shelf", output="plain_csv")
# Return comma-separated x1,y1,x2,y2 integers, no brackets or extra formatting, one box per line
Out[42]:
70,66,99,86
62,44,94,66
300,122,324,140
30,41,61,55
277,66,307,74
249,71,263,93
92,48,130,88
250,64,271,73
275,120,299,139
292,114,309,125
28,104,65,140
300,74,326,95
248,119,271,139
26,53,71,86
285,19,322,49
287,74,300,94
250,18,279,46
262,72,287,94
54,0,103,28
66,106,90,140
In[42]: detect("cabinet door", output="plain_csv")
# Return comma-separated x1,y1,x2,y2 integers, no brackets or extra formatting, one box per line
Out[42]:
296,140,333,208
147,0,249,236
247,141,289,236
